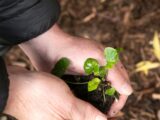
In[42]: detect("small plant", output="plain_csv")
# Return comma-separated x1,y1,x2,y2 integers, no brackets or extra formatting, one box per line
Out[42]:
83,47,120,99
51,47,122,112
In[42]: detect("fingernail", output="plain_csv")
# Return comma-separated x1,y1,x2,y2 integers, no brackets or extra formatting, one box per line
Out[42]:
95,115,107,120
120,83,133,95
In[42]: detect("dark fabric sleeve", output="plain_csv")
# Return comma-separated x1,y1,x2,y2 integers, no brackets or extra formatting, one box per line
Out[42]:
0,0,60,47
0,57,9,112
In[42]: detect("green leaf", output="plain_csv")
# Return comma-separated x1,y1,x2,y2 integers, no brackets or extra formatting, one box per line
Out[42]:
51,57,70,77
106,62,116,69
84,58,99,75
116,48,123,53
105,87,116,96
104,47,119,69
88,78,101,92
99,66,107,79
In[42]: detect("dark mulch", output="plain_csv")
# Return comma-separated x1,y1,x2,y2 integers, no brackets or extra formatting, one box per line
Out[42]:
6,0,160,120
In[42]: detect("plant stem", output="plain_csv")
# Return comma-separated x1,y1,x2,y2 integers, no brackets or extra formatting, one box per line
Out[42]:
103,88,106,103
66,81,88,85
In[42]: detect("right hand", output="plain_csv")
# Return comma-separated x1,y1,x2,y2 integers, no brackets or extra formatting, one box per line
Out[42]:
4,66,108,120
20,24,133,117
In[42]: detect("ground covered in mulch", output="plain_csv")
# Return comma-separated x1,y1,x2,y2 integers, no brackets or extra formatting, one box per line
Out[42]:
5,0,160,120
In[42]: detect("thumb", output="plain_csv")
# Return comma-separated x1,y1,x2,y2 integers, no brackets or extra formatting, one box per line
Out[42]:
70,98,107,120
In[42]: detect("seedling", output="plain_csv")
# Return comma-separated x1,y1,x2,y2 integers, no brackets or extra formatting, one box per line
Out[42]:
82,47,120,101
52,47,121,104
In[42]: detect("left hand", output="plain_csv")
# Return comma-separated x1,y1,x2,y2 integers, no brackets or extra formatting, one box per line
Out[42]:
20,24,133,117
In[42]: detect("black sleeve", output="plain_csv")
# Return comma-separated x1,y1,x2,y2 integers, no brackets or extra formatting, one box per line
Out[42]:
0,0,60,47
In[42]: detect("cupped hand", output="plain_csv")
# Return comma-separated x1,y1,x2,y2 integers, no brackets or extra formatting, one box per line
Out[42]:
5,66,107,120
56,36,133,117
20,24,133,117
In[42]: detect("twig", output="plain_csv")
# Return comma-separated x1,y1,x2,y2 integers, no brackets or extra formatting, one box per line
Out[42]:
82,8,97,23
152,93,160,100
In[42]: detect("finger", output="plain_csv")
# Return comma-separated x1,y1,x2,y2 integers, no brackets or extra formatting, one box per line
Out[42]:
107,95,128,117
70,98,107,120
107,62,133,95
116,62,130,82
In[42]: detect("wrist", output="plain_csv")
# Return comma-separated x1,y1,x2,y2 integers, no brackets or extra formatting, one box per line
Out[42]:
19,24,73,71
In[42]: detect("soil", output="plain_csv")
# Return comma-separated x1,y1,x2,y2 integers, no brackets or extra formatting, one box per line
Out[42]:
62,75,116,113
5,0,160,120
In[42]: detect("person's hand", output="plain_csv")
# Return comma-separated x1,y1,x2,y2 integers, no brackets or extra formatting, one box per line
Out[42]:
19,24,133,117
5,66,107,120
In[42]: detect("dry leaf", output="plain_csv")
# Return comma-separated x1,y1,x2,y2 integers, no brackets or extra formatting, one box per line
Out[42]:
153,31,160,61
135,61,160,75
82,8,97,23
